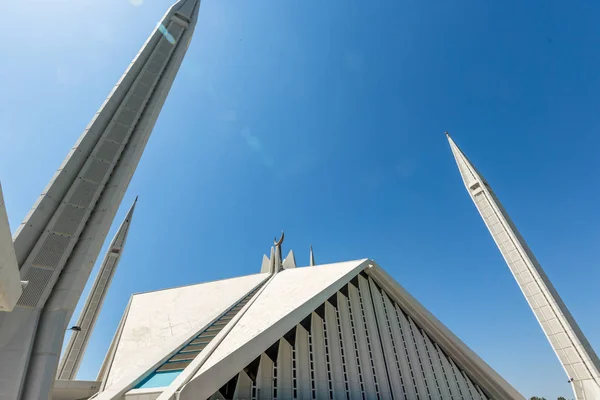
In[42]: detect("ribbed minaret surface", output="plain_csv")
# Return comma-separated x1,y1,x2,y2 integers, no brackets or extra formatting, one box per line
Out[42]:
447,133,600,400
0,1,201,399
56,197,137,381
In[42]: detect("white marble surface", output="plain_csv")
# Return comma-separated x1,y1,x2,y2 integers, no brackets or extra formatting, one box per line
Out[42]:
176,260,368,399
0,183,21,311
105,273,268,390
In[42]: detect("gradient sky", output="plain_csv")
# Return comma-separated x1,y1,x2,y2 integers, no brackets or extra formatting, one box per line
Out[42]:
1,0,599,398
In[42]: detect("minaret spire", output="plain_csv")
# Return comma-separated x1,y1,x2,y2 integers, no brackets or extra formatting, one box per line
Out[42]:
0,0,201,398
309,245,315,266
56,197,138,381
0,182,23,311
447,134,600,400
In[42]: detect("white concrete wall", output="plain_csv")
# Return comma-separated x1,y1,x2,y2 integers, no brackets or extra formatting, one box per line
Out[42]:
0,183,21,312
104,273,268,392
200,269,497,400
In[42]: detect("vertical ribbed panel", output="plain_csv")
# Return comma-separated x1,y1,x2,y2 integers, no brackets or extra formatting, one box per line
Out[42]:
394,304,430,399
325,302,345,399
337,291,362,400
311,312,329,399
348,281,377,397
256,353,273,400
423,333,453,399
295,325,311,400
233,370,253,399
277,339,293,399
460,369,479,400
204,270,508,400
420,331,445,400
321,307,336,400
382,291,417,399
369,280,406,400
362,277,394,400
449,357,472,399
408,316,439,399
473,382,488,400
437,343,462,399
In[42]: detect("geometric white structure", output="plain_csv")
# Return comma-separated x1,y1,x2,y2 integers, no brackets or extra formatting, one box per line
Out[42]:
92,254,525,400
0,1,200,398
447,133,600,400
57,197,138,381
0,182,23,312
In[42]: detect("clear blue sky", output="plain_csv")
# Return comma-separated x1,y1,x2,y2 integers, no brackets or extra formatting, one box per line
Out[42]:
1,0,599,398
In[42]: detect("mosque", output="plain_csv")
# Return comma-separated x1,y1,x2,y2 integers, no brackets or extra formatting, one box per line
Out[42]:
0,0,598,399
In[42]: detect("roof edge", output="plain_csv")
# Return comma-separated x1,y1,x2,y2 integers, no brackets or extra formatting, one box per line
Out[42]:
176,259,372,400
365,263,524,400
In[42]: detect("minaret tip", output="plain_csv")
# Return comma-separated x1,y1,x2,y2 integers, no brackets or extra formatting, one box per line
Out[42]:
134,195,139,202
445,131,450,138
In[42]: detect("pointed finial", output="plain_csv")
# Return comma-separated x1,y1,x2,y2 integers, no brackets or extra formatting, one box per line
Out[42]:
309,245,315,267
134,195,139,202
445,131,450,138
274,231,284,247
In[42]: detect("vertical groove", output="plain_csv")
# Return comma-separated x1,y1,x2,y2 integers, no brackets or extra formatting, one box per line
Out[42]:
335,305,351,400
392,303,421,399
405,312,432,399
356,284,381,399
460,370,477,400
366,279,396,400
322,315,334,400
273,359,278,400
380,292,408,399
308,330,316,399
346,295,366,399
292,345,297,399
420,329,444,399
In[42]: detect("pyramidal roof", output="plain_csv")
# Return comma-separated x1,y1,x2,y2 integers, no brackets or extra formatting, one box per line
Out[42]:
99,272,269,392
95,259,523,400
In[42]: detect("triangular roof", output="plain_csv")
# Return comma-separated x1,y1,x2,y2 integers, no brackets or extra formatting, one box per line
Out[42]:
99,273,269,394
156,259,367,400
154,260,522,400
94,260,523,400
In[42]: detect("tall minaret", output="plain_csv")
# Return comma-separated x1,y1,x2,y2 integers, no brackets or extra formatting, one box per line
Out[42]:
56,197,137,381
0,182,23,311
0,1,201,399
446,133,600,400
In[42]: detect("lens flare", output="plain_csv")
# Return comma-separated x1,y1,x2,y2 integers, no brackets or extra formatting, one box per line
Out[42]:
158,24,176,44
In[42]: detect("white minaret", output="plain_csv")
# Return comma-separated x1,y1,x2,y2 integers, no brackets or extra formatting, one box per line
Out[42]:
446,133,600,400
56,197,137,381
0,183,23,311
0,1,201,399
